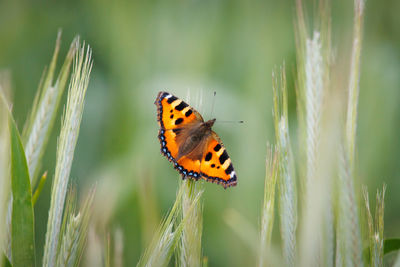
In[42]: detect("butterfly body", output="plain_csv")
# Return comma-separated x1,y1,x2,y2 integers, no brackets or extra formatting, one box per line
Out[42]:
175,118,215,161
155,91,237,188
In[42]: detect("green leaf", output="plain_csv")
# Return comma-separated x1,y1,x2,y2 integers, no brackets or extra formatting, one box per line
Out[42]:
2,253,12,267
22,33,78,187
32,171,47,206
9,114,35,267
384,238,400,255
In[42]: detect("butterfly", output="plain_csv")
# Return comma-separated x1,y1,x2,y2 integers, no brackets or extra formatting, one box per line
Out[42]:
155,91,237,189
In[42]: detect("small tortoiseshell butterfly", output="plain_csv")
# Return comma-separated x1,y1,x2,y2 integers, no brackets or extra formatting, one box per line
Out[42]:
155,91,237,189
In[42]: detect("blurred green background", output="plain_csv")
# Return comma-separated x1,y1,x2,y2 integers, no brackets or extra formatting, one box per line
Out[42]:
1,0,399,265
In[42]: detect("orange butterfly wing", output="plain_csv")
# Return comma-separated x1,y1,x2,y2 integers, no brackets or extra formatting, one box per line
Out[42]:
200,132,237,188
155,91,203,179
155,91,202,130
155,91,237,188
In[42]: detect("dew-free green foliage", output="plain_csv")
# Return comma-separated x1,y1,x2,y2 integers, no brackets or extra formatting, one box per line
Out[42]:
137,182,202,267
178,180,204,267
32,172,47,206
364,185,386,266
2,255,11,267
258,146,278,267
22,31,77,187
0,83,10,267
8,105,35,267
272,68,297,266
43,42,93,267
383,239,400,256
0,35,94,267
3,34,78,261
56,187,95,267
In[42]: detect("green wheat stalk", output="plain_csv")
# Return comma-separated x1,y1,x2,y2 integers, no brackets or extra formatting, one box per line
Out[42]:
56,188,78,266
317,5,335,264
0,75,14,261
23,31,78,186
4,33,78,259
178,180,204,267
0,77,11,267
137,185,202,267
258,145,278,267
363,185,386,266
294,2,341,265
43,42,93,267
58,213,81,267
337,146,363,266
346,0,365,169
272,67,297,266
295,8,334,266
304,32,324,193
336,0,365,266
56,187,95,267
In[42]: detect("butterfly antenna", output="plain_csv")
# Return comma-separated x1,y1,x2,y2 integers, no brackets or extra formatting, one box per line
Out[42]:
210,91,216,118
216,120,244,124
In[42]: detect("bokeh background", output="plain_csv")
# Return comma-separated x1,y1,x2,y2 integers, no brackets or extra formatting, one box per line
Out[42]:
1,0,399,265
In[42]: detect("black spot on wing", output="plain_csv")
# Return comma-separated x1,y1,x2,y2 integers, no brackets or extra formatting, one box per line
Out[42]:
170,114,174,119
167,96,178,104
214,144,221,152
205,152,212,161
219,150,228,165
211,164,215,168
175,118,184,125
175,101,188,111
225,163,233,175
185,109,193,117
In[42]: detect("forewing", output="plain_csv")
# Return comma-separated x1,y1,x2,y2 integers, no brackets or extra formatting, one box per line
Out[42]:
155,91,203,179
155,91,203,130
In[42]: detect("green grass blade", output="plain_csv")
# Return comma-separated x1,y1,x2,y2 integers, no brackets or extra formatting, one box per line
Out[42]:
1,75,13,261
43,42,92,267
32,172,47,206
363,185,386,266
272,67,297,266
0,81,11,267
23,33,78,187
304,32,324,192
258,146,278,267
56,187,95,267
383,239,400,255
178,180,204,267
22,31,62,141
2,254,12,267
137,185,193,267
8,110,35,266
345,0,365,168
337,147,363,266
